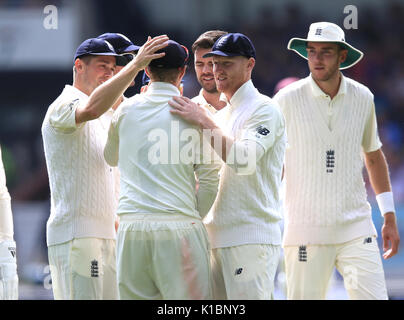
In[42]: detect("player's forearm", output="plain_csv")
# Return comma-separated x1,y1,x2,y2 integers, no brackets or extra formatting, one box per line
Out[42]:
364,149,392,195
77,61,142,123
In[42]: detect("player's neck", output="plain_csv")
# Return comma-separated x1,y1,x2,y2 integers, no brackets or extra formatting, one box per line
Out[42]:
313,72,341,99
202,90,226,111
73,80,93,97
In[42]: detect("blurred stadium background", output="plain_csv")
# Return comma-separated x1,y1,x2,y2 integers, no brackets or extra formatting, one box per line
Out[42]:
0,0,403,300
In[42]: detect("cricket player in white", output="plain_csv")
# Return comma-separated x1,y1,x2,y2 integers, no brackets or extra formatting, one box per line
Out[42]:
274,22,400,300
42,35,168,299
0,146,18,300
191,30,228,114
104,40,220,300
170,33,286,300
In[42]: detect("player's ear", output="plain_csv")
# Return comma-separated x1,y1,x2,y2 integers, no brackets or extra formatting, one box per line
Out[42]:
179,65,187,78
339,48,348,64
247,57,255,71
145,66,151,78
75,58,84,73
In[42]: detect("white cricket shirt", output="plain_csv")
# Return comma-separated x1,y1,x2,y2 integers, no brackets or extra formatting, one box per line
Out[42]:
274,74,382,245
205,80,286,248
104,82,220,219
191,89,220,115
42,85,117,246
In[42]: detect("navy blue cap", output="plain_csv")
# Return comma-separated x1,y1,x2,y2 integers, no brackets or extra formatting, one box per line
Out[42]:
149,40,189,69
97,33,140,54
203,33,256,59
74,38,119,61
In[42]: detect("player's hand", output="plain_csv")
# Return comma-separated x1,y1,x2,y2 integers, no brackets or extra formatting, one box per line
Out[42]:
381,212,400,259
169,96,210,127
133,35,169,70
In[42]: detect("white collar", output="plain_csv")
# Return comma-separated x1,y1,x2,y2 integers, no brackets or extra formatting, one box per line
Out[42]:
309,73,347,98
146,82,181,96
65,84,90,100
220,80,259,110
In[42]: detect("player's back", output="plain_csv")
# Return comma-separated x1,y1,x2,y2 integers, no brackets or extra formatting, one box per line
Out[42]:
116,83,203,219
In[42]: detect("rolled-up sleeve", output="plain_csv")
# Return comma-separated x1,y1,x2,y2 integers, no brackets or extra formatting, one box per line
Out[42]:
362,101,382,153
49,98,85,133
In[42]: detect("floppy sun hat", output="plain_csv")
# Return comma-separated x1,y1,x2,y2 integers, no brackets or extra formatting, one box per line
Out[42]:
287,22,364,70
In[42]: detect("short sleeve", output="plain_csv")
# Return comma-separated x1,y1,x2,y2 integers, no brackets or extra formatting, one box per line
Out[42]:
49,98,84,133
362,101,382,152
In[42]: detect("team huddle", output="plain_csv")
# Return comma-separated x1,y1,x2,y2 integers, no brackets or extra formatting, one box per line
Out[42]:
0,22,400,300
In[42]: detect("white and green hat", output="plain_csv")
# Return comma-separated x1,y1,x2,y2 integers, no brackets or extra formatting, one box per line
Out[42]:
287,22,364,70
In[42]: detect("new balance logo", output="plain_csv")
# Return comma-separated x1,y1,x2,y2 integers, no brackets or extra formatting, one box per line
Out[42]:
315,28,322,35
91,260,99,277
235,268,243,275
256,125,270,136
298,245,307,262
363,237,372,244
326,149,335,173
8,247,16,258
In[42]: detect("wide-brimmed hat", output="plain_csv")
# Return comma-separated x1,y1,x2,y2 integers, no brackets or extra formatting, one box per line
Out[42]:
287,22,363,70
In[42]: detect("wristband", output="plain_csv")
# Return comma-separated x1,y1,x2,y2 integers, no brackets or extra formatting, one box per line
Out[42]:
376,191,396,217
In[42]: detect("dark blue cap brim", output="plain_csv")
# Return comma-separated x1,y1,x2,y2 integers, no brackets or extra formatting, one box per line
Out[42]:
202,50,241,58
74,52,120,61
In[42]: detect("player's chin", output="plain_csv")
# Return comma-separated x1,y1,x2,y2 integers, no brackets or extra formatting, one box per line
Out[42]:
202,82,218,93
216,81,228,93
311,72,330,82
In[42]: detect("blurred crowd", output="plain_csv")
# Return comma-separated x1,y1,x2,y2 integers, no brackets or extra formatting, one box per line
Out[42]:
0,1,403,204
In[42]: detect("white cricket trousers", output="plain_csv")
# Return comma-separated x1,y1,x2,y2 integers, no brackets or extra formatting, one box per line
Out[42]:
211,244,281,300
116,214,212,300
48,238,118,300
284,235,388,300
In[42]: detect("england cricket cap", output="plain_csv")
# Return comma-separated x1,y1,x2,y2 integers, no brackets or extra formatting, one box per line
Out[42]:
203,33,256,59
149,40,189,69
74,38,120,62
97,33,141,54
288,22,364,70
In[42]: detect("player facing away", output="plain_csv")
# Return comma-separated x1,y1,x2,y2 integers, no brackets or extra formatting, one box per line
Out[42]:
0,146,18,300
169,33,286,300
273,22,400,300
41,35,168,299
191,30,228,113
104,40,221,299
96,32,142,230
